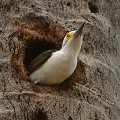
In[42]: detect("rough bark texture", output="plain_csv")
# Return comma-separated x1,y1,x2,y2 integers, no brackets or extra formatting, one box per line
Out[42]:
0,0,120,120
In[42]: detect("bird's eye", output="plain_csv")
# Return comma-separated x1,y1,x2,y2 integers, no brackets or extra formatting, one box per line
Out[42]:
65,32,73,41
66,34,70,38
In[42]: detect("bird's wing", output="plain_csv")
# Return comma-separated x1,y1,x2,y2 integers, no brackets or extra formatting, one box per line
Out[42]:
28,49,57,73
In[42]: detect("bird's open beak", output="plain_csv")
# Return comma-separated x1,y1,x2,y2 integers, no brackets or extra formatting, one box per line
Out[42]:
73,21,85,38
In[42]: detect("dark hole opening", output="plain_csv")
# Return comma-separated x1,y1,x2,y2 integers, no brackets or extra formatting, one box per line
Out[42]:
68,116,73,120
34,109,48,120
23,39,58,68
88,2,99,13
66,2,71,7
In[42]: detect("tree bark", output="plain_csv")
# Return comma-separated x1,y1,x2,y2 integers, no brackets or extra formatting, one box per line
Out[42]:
0,0,120,120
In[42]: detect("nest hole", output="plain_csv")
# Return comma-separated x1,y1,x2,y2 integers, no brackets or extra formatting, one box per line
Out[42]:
11,15,88,90
10,15,67,80
23,39,58,68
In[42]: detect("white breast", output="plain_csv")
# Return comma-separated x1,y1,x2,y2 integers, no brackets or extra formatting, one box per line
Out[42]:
30,51,77,85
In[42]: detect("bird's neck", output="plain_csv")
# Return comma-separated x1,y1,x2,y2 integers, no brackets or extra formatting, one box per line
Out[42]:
61,35,83,58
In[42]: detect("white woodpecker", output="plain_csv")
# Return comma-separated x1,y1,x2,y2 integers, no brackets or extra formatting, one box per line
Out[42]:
28,22,85,85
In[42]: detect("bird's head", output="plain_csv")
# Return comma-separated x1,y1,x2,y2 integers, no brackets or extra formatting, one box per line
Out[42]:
62,22,85,47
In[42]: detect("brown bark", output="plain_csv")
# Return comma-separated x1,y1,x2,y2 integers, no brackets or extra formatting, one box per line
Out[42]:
0,0,120,120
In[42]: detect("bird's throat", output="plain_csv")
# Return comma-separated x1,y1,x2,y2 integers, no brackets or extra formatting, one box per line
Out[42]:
61,35,83,58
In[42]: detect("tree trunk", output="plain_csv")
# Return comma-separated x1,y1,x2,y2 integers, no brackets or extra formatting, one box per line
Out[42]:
0,0,120,120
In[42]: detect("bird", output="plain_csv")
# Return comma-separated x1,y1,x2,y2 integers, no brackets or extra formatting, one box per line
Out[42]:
28,22,85,85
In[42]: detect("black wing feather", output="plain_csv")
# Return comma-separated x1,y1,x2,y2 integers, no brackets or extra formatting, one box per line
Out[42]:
28,49,57,73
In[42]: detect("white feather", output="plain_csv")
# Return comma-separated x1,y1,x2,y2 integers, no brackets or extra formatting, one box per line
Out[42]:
30,32,83,85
